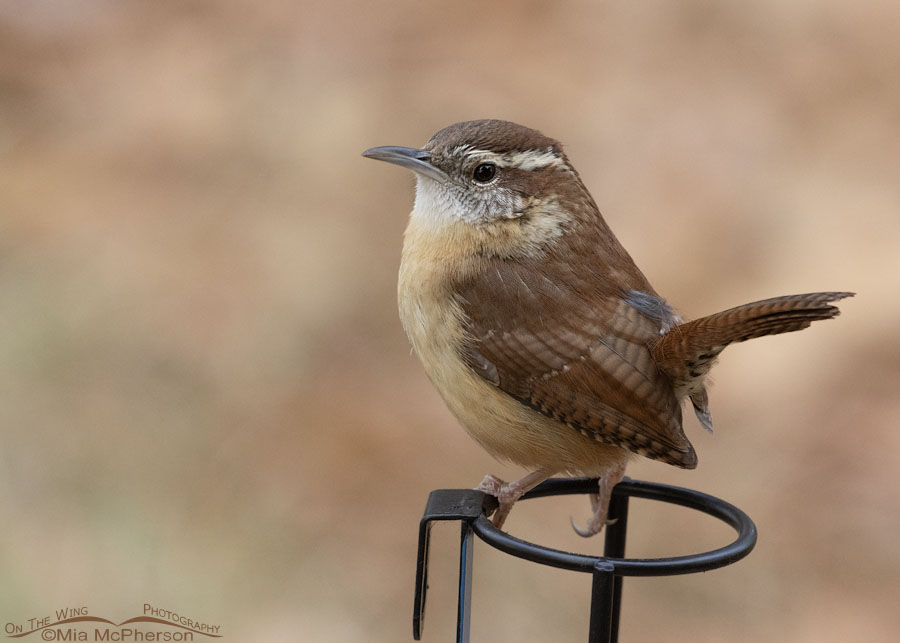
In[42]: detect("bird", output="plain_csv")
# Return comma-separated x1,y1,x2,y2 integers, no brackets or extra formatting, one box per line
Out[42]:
362,119,852,536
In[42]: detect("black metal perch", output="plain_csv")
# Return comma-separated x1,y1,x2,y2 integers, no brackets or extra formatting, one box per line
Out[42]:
413,477,757,643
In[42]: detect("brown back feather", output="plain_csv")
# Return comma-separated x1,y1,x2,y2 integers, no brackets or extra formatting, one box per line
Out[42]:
456,242,698,468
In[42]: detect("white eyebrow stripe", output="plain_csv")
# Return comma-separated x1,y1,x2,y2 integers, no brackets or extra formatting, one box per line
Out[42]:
459,147,563,170
500,149,562,170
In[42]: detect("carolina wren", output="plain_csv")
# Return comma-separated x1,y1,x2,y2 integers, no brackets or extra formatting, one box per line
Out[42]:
363,120,852,536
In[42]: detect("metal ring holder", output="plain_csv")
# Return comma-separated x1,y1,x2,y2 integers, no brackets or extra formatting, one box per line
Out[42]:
413,477,757,642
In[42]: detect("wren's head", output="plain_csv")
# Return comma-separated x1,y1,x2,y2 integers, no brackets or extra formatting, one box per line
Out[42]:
363,120,595,247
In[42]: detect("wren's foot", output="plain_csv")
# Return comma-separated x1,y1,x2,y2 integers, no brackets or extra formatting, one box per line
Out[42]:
570,492,616,537
475,470,553,530
571,464,627,538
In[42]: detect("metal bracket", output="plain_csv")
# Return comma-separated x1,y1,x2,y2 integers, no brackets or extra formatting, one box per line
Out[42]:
413,489,497,642
412,479,756,642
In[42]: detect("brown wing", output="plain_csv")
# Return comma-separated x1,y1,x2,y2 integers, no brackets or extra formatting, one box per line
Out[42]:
457,258,697,468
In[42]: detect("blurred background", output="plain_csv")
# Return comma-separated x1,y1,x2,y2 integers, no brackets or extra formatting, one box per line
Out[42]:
2,1,899,641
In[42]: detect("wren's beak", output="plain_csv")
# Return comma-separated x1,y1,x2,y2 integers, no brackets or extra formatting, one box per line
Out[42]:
362,146,450,184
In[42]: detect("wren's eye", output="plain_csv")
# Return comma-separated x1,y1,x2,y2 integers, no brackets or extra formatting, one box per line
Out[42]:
472,162,497,184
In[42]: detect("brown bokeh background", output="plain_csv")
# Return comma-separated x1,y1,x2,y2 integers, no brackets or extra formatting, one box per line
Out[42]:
2,1,899,641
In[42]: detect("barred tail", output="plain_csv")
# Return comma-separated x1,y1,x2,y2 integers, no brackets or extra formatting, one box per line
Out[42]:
652,291,853,382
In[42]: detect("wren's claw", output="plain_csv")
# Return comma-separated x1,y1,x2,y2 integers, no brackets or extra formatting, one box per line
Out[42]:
570,465,627,538
570,491,613,537
474,470,554,530
570,516,611,538
570,507,618,537
475,474,508,523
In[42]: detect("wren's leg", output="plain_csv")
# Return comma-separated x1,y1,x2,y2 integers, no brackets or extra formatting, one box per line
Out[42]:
475,469,554,529
571,464,627,537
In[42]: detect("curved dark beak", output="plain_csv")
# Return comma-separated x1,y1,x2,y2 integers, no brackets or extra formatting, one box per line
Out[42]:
362,146,450,183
